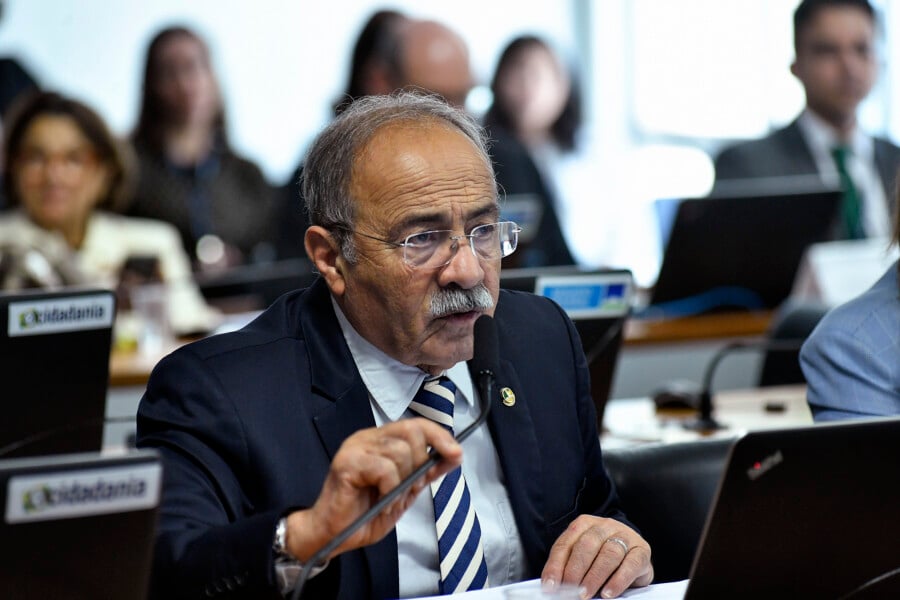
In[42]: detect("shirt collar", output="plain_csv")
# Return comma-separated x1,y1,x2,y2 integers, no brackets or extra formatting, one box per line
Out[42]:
330,296,475,422
798,108,873,160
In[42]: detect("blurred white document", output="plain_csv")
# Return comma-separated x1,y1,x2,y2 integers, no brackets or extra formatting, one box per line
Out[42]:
410,578,688,599
792,237,899,306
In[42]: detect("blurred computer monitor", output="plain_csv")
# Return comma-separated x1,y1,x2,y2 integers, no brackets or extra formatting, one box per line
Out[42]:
0,450,161,599
649,185,841,315
501,267,633,428
0,288,115,459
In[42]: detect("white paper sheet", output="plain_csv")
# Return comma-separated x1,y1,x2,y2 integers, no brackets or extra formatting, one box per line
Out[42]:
410,578,688,600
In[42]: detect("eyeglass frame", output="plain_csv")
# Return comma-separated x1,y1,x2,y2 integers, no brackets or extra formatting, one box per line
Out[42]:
334,220,522,269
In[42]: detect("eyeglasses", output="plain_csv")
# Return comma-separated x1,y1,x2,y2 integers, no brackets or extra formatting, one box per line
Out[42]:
15,148,98,181
350,221,521,269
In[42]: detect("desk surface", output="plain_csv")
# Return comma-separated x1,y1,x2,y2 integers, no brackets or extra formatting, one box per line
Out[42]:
623,310,772,346
601,384,811,447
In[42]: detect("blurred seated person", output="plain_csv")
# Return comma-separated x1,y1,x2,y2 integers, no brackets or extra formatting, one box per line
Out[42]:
0,91,219,335
714,0,900,240
279,15,472,259
484,36,660,285
483,35,576,268
127,26,277,271
276,9,409,259
0,53,40,209
800,191,899,421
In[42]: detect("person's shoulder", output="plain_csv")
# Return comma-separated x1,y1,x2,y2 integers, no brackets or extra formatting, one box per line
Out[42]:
220,146,268,179
873,135,900,157
170,288,308,360
92,211,181,242
809,265,899,345
715,124,795,162
496,288,568,324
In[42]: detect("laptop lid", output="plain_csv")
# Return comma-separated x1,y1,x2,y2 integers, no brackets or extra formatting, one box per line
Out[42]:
0,449,161,599
0,287,115,458
685,417,900,599
649,187,841,315
501,267,633,427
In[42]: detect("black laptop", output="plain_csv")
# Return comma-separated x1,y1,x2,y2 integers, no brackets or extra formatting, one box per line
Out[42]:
0,449,161,599
685,417,900,599
501,267,632,428
648,186,841,315
0,287,115,458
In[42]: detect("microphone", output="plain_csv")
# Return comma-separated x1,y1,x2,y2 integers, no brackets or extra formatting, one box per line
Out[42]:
290,315,499,599
682,338,807,432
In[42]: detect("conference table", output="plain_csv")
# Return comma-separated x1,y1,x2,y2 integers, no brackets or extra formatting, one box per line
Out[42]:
105,309,789,452
601,384,811,448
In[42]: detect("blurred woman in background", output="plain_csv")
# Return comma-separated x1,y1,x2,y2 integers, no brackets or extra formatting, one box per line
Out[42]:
484,35,578,268
0,91,219,335
128,26,276,271
484,35,661,286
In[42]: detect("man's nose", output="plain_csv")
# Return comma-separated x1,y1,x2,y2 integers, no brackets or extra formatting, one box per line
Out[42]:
439,236,484,289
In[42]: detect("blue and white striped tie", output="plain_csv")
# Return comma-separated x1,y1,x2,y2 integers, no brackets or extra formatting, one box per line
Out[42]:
409,376,490,593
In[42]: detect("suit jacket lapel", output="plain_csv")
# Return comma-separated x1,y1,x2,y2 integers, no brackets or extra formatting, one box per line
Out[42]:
299,279,400,599
484,356,547,573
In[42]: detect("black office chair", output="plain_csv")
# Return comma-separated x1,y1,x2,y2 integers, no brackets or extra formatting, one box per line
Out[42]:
603,438,733,583
756,300,829,387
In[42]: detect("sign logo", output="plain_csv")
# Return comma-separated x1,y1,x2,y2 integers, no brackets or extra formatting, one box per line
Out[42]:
8,294,114,337
6,463,161,524
746,450,784,481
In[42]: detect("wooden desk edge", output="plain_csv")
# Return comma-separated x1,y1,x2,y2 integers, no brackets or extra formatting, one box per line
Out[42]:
624,311,773,346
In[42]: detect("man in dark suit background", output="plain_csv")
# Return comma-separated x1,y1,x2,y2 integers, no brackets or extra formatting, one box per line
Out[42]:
714,0,900,239
137,93,653,599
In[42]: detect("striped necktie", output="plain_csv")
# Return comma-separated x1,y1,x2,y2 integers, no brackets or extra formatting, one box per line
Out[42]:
830,145,865,239
408,376,490,593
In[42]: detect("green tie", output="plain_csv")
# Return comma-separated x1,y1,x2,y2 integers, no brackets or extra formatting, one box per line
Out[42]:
830,146,865,239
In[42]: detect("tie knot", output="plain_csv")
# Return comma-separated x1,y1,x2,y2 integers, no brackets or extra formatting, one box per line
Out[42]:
409,376,456,431
831,145,851,164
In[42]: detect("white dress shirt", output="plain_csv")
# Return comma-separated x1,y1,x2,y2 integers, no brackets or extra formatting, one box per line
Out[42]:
797,109,890,238
332,298,527,598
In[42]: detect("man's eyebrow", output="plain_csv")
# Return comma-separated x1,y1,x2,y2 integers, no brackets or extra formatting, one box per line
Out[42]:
467,204,500,222
391,212,446,237
390,201,499,237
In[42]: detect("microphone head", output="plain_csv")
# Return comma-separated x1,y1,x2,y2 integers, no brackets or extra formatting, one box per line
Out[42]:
469,314,499,379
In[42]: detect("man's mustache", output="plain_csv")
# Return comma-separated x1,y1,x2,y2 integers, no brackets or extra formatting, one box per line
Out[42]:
429,284,494,318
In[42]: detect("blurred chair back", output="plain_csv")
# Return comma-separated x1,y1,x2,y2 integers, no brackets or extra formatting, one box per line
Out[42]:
756,301,829,387
603,438,733,583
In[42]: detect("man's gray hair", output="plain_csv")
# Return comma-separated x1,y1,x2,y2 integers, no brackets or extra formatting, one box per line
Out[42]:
302,92,496,261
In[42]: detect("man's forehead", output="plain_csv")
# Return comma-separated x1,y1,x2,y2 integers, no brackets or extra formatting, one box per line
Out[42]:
356,119,486,170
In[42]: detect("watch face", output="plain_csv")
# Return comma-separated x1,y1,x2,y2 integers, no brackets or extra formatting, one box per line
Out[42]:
274,517,288,555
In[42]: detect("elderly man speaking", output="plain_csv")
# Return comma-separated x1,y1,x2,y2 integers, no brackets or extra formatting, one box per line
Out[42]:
137,93,653,599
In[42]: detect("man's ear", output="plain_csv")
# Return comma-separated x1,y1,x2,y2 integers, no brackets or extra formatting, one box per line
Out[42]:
305,225,346,297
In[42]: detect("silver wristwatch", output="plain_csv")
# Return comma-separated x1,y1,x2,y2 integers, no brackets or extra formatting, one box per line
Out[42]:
273,516,289,557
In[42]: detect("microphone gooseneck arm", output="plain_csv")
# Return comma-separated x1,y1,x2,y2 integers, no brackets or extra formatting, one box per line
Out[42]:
684,338,808,432
290,315,499,600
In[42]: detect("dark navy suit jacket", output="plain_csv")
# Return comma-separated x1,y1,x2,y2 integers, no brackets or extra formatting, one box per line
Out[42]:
714,119,900,217
137,277,627,599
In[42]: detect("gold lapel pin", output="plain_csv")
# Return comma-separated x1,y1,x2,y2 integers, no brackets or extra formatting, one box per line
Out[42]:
500,387,516,407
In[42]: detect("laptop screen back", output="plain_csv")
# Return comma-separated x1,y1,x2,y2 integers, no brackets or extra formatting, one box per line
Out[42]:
650,187,841,314
0,450,161,599
0,288,115,458
501,267,633,427
685,417,900,598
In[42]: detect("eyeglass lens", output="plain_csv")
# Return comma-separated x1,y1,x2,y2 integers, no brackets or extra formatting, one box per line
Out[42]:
405,222,519,268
